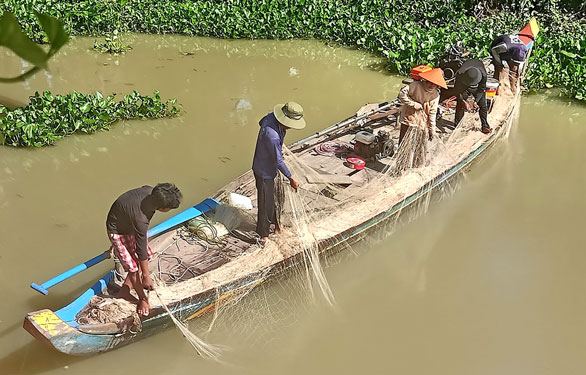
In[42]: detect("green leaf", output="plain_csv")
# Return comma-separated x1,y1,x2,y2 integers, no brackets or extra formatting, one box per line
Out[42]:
35,11,70,57
80,102,91,113
0,12,69,83
0,12,48,68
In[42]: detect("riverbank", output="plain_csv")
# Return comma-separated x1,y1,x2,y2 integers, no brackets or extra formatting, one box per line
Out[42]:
0,0,584,101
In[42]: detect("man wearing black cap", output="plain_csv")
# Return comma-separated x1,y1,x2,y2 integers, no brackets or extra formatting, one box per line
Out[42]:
440,59,491,134
252,102,306,245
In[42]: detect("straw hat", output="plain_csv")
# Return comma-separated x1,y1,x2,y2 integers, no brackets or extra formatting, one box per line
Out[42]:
419,68,447,89
273,102,306,129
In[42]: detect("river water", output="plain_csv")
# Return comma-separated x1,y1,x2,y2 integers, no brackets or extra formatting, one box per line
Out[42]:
0,35,585,375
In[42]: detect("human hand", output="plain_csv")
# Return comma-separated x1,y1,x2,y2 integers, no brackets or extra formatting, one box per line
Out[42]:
413,102,423,110
289,177,299,192
142,275,154,291
423,102,431,115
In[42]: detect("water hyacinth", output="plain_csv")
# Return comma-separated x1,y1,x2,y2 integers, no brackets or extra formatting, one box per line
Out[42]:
93,30,132,54
0,0,583,99
0,90,180,147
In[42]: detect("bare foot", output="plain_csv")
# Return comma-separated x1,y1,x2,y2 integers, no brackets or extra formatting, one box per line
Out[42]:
115,285,138,303
137,297,150,317
259,237,268,246
274,226,282,235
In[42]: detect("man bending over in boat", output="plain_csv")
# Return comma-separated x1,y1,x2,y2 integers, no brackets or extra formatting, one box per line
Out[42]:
252,102,305,245
106,183,182,316
490,33,529,89
439,59,492,134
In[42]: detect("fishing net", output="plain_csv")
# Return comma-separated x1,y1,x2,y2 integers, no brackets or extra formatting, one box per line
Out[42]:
76,296,142,334
197,65,520,354
199,70,518,328
201,267,315,347
393,111,429,174
151,284,224,361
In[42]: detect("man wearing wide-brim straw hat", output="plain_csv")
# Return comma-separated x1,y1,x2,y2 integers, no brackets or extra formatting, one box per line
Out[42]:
252,101,306,245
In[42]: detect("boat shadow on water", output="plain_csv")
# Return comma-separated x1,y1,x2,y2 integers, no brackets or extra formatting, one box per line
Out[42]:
0,341,86,374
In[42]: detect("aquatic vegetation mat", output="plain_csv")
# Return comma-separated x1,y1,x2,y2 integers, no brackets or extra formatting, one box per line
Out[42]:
0,0,584,100
0,90,179,147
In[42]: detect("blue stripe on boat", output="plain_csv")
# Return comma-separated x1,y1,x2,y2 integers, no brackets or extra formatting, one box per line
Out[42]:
147,198,220,238
55,271,114,326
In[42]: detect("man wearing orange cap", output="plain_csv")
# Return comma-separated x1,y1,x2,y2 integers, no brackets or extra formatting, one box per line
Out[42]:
397,68,447,145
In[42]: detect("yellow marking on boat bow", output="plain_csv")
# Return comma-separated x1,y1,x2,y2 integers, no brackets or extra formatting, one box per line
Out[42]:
31,311,62,336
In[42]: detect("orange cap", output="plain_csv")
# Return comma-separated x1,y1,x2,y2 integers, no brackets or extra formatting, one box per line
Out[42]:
419,68,447,89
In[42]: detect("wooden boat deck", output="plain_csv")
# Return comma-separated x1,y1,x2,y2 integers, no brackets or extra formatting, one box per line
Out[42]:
144,89,509,298
144,101,488,296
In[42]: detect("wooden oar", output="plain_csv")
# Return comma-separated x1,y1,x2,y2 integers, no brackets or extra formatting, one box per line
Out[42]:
30,198,221,295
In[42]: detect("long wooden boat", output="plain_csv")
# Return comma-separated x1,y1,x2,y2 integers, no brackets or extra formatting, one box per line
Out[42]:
23,19,539,355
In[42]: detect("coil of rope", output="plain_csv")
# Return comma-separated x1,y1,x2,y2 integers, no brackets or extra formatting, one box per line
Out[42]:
313,141,352,158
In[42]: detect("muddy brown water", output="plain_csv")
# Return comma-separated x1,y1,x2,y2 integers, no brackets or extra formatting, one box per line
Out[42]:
1,35,585,375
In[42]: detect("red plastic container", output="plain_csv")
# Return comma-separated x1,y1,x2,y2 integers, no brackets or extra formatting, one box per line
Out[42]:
346,157,366,170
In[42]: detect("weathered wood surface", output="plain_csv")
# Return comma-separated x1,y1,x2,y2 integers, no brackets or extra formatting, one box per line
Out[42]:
304,173,353,185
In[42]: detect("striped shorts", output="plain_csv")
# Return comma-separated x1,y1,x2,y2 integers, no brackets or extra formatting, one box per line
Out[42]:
108,233,153,273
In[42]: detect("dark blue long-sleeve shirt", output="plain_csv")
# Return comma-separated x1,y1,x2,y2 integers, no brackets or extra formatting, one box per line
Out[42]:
252,112,292,179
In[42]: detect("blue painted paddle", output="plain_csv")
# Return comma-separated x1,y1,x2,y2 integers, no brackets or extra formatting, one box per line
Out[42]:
31,251,111,295
31,198,221,295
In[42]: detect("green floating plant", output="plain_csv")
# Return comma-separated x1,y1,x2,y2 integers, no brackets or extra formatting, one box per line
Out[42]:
93,30,132,54
0,1,584,100
0,90,180,147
